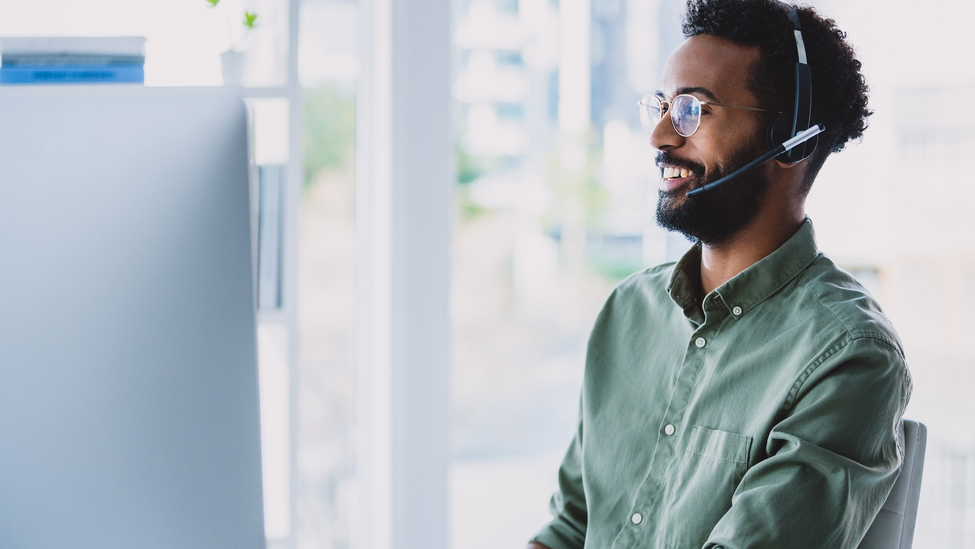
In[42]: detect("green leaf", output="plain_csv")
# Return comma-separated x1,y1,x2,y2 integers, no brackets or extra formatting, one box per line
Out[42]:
205,0,220,6
243,12,258,28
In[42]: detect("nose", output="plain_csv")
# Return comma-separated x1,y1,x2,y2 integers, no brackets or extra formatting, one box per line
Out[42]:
649,112,684,151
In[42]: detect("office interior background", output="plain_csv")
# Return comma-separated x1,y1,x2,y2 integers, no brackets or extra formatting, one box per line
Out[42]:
1,0,973,547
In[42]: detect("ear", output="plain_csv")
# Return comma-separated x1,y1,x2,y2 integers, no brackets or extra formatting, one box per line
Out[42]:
773,157,806,169
769,156,811,194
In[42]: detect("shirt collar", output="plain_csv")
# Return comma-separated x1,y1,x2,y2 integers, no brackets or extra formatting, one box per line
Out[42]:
666,218,820,320
666,244,704,321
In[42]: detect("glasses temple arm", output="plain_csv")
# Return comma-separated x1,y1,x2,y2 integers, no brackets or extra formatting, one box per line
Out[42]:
702,101,781,114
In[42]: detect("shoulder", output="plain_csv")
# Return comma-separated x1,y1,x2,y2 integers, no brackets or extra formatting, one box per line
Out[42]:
586,262,683,341
615,262,675,295
796,254,904,358
786,254,911,408
600,263,676,314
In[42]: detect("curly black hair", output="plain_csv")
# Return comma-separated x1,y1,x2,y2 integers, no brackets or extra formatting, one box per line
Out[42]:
682,0,871,190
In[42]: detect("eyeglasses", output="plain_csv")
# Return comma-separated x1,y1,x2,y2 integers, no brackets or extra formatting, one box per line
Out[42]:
637,94,779,137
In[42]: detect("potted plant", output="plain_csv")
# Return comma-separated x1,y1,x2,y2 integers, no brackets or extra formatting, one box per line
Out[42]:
206,0,258,86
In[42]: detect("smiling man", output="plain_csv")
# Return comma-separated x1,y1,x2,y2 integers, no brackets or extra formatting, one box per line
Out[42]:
527,1,912,549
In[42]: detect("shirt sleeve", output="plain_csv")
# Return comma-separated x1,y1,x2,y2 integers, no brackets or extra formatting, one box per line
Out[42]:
530,399,588,549
704,335,913,549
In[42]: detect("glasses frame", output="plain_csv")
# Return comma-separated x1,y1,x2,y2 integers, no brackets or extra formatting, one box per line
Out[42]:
638,94,781,138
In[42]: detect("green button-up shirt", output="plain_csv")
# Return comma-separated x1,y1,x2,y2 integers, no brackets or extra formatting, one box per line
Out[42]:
532,219,912,549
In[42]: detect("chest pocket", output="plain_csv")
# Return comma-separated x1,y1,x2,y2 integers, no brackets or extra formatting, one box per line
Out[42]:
663,426,752,549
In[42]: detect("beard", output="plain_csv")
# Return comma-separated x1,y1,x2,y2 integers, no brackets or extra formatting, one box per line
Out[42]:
655,141,772,246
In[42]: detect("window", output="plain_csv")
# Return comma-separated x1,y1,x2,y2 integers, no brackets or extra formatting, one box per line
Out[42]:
449,0,975,546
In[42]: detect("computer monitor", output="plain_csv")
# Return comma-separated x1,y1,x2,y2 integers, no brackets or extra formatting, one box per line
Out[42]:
0,86,265,549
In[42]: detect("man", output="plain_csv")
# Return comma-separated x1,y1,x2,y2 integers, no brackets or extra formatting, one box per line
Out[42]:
528,1,911,548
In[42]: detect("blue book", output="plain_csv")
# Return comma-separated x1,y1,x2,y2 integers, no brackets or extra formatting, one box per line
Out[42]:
1,55,145,66
0,64,144,84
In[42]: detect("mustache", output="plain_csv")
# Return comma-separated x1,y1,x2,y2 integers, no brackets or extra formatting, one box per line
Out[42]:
654,151,705,176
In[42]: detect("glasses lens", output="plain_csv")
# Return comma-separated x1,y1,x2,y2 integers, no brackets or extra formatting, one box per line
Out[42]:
671,95,701,137
638,95,662,135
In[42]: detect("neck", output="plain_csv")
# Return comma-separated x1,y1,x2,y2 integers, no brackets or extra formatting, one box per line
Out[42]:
699,210,805,296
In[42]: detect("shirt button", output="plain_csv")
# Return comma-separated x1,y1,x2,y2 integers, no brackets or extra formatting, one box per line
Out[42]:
631,512,643,525
664,424,676,436
695,337,706,348
733,306,743,316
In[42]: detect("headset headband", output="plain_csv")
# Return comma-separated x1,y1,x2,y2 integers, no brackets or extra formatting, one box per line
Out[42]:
768,0,816,163
781,0,808,64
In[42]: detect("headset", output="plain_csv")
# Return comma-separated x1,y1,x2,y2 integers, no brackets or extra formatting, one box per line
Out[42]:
686,0,824,197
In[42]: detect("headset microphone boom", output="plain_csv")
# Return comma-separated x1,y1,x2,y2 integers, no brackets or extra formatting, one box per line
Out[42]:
685,124,823,197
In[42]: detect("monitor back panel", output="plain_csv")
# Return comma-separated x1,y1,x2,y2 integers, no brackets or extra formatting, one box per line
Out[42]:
0,87,265,549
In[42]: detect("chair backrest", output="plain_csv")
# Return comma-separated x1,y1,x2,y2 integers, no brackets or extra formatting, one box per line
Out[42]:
857,420,927,549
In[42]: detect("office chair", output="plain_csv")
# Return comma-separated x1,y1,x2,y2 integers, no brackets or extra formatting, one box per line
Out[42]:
857,420,927,549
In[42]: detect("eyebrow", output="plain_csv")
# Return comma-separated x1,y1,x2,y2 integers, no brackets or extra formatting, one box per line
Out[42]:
654,86,720,102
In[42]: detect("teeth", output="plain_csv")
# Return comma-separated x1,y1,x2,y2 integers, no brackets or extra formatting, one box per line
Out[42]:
661,167,695,180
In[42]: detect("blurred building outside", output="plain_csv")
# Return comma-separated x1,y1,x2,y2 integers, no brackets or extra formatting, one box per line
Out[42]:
881,83,975,548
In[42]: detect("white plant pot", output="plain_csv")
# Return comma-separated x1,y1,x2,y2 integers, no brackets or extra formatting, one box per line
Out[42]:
220,51,246,86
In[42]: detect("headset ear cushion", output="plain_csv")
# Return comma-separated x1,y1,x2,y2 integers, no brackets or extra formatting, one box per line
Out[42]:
766,112,792,152
766,113,818,163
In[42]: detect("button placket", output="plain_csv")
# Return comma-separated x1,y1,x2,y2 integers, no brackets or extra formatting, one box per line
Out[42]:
612,325,713,549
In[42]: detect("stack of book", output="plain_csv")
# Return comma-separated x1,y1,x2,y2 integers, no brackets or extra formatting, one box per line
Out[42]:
0,36,146,85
